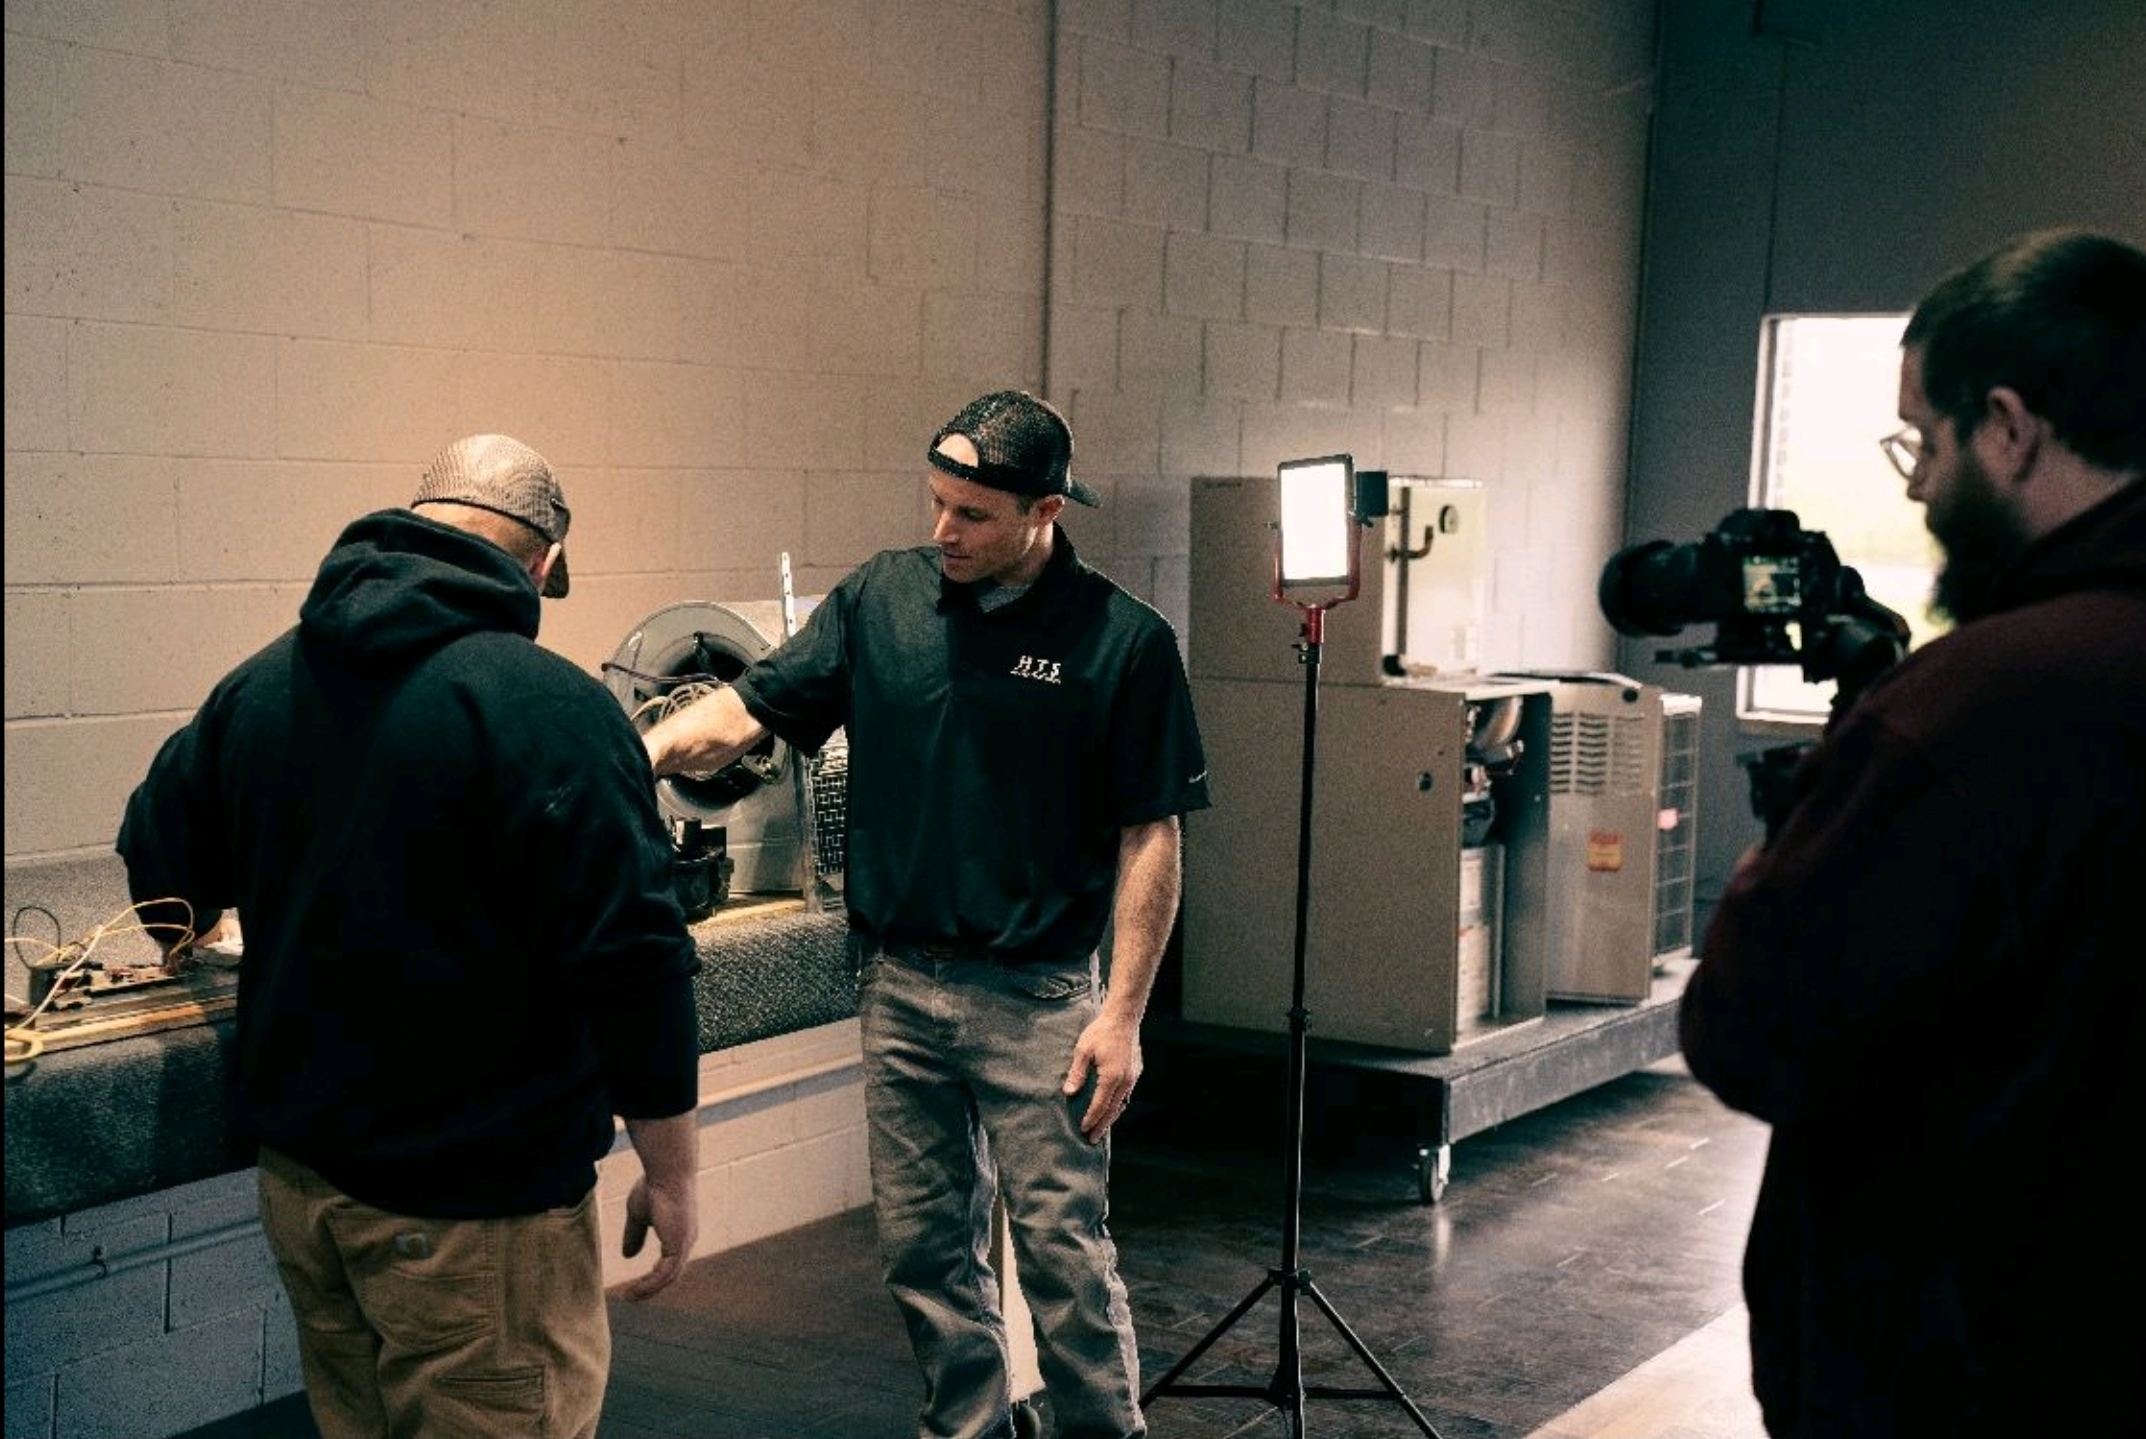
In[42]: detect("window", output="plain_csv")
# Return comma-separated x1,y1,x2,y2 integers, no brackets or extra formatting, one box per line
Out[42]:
1743,315,1948,722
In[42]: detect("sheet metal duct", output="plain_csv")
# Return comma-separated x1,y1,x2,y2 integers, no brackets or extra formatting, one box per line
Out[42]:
605,600,846,899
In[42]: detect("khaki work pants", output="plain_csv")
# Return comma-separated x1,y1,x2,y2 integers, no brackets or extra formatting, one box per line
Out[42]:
256,1146,610,1439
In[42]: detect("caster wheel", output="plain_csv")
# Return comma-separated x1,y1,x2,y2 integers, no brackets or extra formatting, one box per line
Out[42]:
1416,1145,1451,1204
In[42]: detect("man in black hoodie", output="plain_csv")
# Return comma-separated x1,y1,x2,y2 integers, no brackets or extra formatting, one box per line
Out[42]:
1681,231,2146,1437
118,434,703,1439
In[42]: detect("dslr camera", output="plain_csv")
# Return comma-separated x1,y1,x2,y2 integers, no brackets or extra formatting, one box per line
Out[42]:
1599,509,1905,682
1598,508,1911,835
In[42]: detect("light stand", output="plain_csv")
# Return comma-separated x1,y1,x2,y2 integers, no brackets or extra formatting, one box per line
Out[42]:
1142,458,1440,1437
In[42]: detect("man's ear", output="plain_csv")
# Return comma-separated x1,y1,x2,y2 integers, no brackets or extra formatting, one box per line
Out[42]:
532,542,563,591
1035,494,1068,526
1976,386,2044,484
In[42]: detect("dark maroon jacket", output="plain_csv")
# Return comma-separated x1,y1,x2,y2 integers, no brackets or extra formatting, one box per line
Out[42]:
1683,482,2146,1438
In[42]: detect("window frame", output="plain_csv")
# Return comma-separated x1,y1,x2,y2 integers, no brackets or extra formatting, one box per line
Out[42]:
1738,311,1938,731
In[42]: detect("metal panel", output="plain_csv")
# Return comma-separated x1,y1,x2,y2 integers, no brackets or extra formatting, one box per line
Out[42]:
1182,674,1551,1054
1505,676,1703,1003
1653,695,1703,959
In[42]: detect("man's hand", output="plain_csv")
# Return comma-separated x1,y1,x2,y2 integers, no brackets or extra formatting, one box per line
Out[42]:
618,1172,698,1301
644,685,766,780
1064,1014,1143,1144
162,911,241,976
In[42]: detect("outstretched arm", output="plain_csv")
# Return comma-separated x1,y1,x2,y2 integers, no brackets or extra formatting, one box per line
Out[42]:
642,686,769,778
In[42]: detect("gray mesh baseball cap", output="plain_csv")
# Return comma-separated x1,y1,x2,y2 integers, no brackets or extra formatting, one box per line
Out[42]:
410,434,571,596
927,391,1099,507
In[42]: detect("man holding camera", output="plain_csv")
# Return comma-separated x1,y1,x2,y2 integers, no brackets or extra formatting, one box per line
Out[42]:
1680,230,2146,1438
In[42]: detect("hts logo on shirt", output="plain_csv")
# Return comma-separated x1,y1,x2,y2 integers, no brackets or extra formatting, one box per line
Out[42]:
1011,654,1063,684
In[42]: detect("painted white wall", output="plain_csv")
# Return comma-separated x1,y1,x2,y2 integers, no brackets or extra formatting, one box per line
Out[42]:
5,0,1658,865
4,0,1049,861
1049,0,1656,676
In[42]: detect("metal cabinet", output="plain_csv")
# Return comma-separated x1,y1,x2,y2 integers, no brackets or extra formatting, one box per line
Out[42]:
1180,475,1551,1055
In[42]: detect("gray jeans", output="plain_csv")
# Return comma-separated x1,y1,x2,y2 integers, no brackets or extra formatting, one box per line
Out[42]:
858,944,1145,1439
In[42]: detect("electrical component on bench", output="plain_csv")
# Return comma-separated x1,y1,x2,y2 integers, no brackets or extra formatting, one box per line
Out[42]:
668,819,731,922
604,599,848,916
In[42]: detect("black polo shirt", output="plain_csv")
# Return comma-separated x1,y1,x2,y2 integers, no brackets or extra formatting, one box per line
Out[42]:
733,529,1210,961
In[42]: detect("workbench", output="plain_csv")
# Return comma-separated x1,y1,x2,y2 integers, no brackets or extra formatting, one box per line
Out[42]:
3,855,855,1227
1143,958,1693,1202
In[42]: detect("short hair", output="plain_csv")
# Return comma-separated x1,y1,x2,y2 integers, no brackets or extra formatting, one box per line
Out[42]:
418,500,550,567
1903,229,2146,476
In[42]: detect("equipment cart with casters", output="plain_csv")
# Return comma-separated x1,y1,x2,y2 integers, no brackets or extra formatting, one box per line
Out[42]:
1144,958,1691,1203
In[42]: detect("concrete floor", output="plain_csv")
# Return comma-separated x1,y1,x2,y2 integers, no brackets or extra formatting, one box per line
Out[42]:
186,1053,1772,1439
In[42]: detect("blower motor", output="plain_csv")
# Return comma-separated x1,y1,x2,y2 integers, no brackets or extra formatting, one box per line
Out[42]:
605,601,847,911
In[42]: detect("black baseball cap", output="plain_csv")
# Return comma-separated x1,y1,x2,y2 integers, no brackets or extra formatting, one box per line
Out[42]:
927,390,1100,507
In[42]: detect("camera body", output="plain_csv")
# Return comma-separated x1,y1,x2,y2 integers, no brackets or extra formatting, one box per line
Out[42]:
1598,508,1848,670
1598,508,1911,838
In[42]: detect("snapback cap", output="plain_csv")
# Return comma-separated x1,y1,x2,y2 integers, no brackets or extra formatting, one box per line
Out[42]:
927,390,1099,507
411,434,571,596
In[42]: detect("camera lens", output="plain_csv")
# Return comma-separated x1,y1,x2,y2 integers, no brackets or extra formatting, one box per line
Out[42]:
1598,539,1702,636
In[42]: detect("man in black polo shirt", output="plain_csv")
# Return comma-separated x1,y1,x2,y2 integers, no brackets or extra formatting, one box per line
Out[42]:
643,390,1209,1439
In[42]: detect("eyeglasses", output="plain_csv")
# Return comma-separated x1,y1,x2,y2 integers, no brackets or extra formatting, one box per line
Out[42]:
1879,427,1925,480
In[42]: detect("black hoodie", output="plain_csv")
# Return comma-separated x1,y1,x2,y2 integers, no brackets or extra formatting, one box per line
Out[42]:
119,509,699,1217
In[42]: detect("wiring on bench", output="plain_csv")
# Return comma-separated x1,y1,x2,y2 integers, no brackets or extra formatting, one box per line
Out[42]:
5,898,202,1067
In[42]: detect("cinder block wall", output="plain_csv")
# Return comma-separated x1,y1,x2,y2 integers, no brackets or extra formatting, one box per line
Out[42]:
4,0,1655,870
4,1169,301,1439
4,3,1022,1433
3,0,1053,865
4,3,1657,1435
1047,0,1655,668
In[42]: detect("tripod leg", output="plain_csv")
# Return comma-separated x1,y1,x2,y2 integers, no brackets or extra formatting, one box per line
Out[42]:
1300,1276,1443,1437
1146,622,1444,1437
1139,1271,1283,1403
1275,1269,1306,1435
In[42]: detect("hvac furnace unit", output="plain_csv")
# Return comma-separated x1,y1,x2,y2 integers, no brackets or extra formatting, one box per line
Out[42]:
1180,474,1549,1056
1496,674,1701,1003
